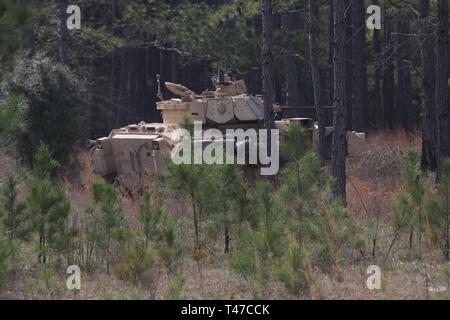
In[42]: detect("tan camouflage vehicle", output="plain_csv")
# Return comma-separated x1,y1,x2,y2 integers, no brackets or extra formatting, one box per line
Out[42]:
90,79,368,191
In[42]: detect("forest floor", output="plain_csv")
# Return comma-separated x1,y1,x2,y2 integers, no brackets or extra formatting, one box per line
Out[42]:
2,130,450,300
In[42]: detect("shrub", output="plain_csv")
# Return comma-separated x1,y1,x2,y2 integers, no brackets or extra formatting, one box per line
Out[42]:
208,165,244,253
73,206,104,272
0,173,30,267
27,177,71,265
166,158,218,246
428,158,450,260
0,94,26,140
387,150,428,260
0,223,11,294
114,238,155,287
39,265,64,299
167,273,186,299
156,215,183,274
139,191,164,246
0,1,34,68
27,144,71,265
0,174,30,242
280,135,363,276
230,182,283,298
92,180,126,275
10,55,87,165
32,143,59,179
277,237,316,298
279,151,324,218
280,123,311,161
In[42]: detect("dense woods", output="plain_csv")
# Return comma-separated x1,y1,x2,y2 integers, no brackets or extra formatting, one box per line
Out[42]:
1,0,450,300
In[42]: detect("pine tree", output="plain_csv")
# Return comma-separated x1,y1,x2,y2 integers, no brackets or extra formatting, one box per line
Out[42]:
214,165,243,253
10,56,87,165
0,175,29,242
331,0,348,203
428,159,450,260
0,95,26,139
383,11,395,129
114,238,155,286
166,132,218,248
0,223,11,293
419,0,437,171
387,151,427,259
261,0,275,153
26,143,70,265
396,14,414,132
92,180,126,275
139,191,164,247
0,0,34,72
308,0,327,163
277,237,316,298
351,0,368,132
156,214,183,275
436,0,450,180
32,143,59,179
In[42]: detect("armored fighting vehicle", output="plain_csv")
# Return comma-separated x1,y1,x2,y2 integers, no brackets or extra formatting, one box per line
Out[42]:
91,79,275,190
90,79,368,191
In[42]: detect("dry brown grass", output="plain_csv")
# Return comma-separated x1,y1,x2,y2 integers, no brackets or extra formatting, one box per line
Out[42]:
347,129,421,218
347,176,402,219
367,128,422,149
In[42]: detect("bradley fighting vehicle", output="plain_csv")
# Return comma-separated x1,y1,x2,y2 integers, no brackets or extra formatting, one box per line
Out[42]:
90,78,368,191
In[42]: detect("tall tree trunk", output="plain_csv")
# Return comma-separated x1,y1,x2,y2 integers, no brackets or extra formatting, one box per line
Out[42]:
351,0,368,132
332,0,348,204
262,0,275,138
383,11,395,130
282,11,301,106
419,0,437,171
58,0,69,65
22,0,35,58
373,0,382,131
344,0,353,131
436,0,450,181
327,0,335,105
396,15,414,132
308,0,327,164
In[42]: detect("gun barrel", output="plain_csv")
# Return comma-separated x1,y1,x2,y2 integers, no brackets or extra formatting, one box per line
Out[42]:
85,139,96,149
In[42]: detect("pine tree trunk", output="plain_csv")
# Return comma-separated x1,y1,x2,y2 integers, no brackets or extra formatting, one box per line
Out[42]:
332,0,348,204
308,0,327,164
344,0,353,131
351,0,368,133
58,0,69,65
373,0,382,131
436,0,450,181
419,0,437,171
396,16,414,132
262,0,275,143
327,0,334,105
383,12,395,130
282,11,300,106
22,0,35,58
